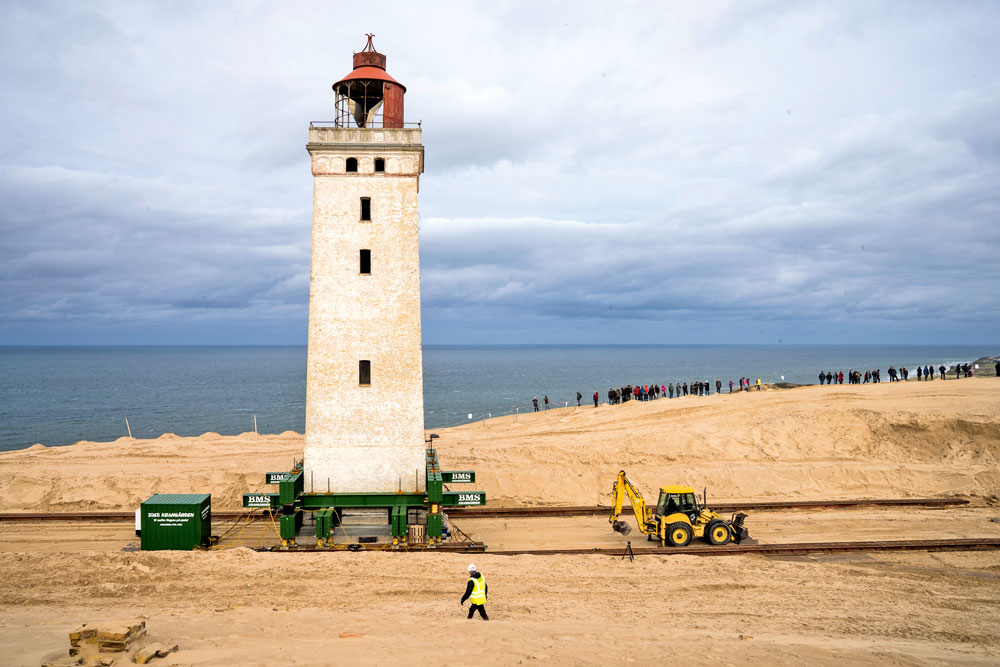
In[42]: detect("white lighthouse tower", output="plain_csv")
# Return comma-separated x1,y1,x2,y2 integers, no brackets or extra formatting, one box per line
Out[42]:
303,35,426,494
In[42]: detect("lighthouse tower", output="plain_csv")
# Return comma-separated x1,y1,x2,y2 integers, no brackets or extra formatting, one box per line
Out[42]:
303,35,426,494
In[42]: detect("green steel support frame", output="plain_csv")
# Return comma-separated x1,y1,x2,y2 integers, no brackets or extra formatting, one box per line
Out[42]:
243,449,484,547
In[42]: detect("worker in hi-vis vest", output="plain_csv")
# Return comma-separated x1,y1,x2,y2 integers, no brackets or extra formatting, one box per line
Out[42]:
460,563,489,620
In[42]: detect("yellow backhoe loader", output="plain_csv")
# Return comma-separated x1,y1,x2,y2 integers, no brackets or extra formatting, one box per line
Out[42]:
608,470,749,547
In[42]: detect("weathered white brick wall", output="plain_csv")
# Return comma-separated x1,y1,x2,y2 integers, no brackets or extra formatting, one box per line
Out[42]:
303,128,426,493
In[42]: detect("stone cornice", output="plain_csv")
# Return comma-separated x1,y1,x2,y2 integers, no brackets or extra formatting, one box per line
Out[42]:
307,126,422,145
306,143,423,153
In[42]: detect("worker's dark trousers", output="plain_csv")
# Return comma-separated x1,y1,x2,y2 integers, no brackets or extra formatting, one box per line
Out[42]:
467,604,488,620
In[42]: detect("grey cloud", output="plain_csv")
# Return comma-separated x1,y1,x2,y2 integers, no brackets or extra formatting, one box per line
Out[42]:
0,161,308,339
2,2,999,344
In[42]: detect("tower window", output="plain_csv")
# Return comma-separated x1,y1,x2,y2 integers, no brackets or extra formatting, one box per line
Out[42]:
374,158,385,172
359,360,371,386
346,158,358,173
360,197,371,221
360,249,371,274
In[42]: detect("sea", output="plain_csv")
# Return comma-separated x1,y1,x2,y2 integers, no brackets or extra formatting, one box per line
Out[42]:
0,344,993,452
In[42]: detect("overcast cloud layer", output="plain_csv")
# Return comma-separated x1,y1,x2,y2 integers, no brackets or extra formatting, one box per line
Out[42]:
1,1,998,345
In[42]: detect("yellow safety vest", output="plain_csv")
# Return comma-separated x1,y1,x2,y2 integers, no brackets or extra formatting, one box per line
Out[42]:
469,575,487,604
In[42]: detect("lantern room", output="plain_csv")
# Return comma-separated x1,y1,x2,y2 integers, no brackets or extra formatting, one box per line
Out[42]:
333,34,406,128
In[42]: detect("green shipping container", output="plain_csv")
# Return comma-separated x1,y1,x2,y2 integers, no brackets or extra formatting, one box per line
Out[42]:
141,494,211,551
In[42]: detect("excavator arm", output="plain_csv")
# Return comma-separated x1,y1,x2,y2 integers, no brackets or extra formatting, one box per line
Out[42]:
608,470,649,536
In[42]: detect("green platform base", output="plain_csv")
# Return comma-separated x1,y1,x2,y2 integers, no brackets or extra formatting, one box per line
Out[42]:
242,449,486,548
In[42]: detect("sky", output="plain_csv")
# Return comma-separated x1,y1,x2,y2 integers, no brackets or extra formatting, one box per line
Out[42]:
1,1,998,346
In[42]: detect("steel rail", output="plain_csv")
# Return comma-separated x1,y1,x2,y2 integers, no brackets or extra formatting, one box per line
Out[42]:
0,510,256,522
0,497,971,522
486,538,1000,557
261,538,1000,556
265,542,488,553
447,497,970,518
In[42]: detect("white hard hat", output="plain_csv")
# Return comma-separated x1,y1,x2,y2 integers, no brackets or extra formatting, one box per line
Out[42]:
468,563,477,572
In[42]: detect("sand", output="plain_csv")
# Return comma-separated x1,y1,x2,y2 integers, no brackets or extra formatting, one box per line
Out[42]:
2,377,997,512
1,377,998,665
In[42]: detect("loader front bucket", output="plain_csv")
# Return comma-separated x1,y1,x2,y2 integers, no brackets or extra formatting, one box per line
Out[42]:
612,520,632,536
730,513,749,544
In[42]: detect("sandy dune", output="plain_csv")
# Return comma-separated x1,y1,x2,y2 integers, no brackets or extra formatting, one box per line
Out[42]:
1,378,997,512
0,378,998,665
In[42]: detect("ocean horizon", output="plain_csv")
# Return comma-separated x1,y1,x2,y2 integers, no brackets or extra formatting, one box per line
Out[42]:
0,343,995,452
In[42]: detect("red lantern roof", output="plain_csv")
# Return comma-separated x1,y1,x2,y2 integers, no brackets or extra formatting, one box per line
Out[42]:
334,66,405,92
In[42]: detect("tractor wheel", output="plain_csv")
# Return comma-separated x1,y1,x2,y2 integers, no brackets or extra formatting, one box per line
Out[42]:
666,522,693,547
706,520,731,545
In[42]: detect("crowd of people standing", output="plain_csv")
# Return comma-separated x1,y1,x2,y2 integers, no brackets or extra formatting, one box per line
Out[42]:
529,360,995,413
818,369,881,384
581,376,766,407
818,361,990,385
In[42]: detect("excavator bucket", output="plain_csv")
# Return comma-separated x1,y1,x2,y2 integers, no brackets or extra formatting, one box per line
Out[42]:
612,520,632,536
730,513,749,544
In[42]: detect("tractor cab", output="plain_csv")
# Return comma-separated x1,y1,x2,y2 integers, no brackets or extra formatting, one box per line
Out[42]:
656,486,700,522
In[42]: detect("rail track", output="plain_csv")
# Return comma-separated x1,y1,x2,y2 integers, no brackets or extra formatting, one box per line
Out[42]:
448,497,969,518
265,537,1000,556
486,537,1000,557
0,497,971,522
0,510,255,522
2,500,996,558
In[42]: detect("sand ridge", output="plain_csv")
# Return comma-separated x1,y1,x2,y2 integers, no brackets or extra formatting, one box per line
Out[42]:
0,379,997,512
